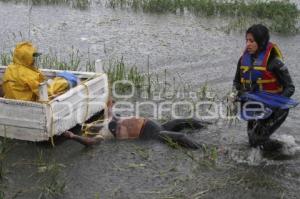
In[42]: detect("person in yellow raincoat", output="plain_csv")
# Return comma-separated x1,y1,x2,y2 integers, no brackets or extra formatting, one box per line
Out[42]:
3,42,76,101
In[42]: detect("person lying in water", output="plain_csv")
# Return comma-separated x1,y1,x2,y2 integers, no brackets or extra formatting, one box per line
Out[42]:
62,99,209,149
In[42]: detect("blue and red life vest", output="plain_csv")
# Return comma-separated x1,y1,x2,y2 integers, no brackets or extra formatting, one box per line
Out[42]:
240,42,283,93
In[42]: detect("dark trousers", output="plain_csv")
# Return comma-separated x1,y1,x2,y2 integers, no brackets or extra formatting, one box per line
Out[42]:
140,119,207,149
247,109,289,151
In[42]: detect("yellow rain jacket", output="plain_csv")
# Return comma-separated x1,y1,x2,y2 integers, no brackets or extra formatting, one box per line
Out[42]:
48,77,70,97
3,42,69,101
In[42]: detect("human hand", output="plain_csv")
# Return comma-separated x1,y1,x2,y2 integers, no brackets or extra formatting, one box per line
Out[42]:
62,131,75,139
228,90,238,102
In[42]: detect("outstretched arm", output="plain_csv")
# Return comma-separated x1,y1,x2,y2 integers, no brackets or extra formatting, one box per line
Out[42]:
105,97,115,118
62,131,103,146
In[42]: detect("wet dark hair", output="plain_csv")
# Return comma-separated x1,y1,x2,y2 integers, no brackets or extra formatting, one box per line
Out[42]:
246,24,270,51
108,120,117,137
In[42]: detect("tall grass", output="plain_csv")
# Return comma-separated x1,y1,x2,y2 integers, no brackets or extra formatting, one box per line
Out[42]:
0,0,90,9
0,48,93,71
38,48,81,70
108,0,300,34
105,57,146,94
0,53,11,67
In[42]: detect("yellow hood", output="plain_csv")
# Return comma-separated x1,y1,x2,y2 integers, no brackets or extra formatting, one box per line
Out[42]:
12,41,37,67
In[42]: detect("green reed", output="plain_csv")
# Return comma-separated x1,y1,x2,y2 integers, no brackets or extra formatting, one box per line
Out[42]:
0,0,90,9
105,57,146,94
108,0,299,34
0,48,92,71
0,53,12,67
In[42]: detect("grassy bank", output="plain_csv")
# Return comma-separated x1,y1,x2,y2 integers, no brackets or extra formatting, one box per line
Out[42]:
109,0,299,34
0,0,90,9
2,0,298,33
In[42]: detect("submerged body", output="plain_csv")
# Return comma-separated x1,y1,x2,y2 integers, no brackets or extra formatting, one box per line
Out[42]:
64,116,207,149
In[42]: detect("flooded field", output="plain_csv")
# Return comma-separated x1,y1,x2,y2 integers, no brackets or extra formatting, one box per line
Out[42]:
0,1,300,198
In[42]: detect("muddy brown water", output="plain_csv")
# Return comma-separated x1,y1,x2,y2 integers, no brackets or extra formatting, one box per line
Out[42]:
0,1,300,199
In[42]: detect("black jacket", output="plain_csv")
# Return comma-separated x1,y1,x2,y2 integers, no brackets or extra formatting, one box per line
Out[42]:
233,54,295,97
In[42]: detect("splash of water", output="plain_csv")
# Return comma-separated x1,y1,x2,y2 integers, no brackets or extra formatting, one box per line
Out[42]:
229,135,300,165
247,147,264,165
275,134,300,156
229,146,265,166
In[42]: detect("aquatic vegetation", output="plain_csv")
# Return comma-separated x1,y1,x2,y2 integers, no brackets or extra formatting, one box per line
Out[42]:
104,57,196,99
34,150,66,199
0,49,92,71
0,53,12,67
198,144,219,167
0,139,11,180
108,0,300,34
231,168,284,190
105,57,146,94
132,144,150,160
37,162,66,199
224,91,240,126
0,0,90,10
38,52,81,71
0,147,66,198
0,189,4,199
163,135,182,149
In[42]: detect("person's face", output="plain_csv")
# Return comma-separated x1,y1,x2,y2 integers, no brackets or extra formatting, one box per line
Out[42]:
32,53,41,67
246,33,258,55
